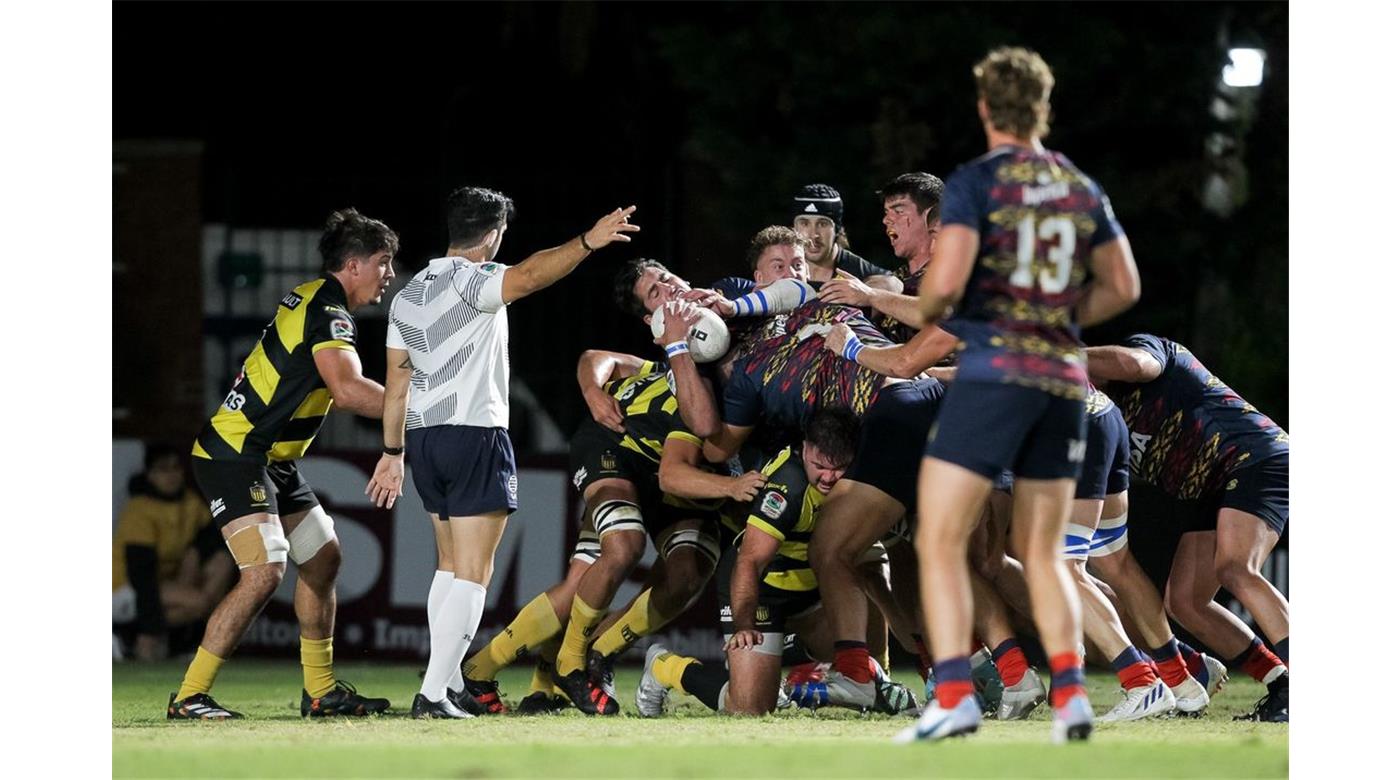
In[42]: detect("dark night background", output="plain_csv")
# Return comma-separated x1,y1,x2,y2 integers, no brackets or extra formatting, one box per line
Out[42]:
115,0,1287,443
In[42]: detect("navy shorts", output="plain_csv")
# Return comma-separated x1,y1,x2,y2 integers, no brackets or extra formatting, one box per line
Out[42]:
844,378,945,512
925,381,1087,482
1075,405,1131,500
1185,452,1289,535
407,425,518,518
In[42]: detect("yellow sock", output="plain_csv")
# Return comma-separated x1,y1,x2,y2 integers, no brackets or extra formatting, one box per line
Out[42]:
176,646,226,701
463,593,563,681
556,595,607,676
652,651,697,692
300,636,335,698
531,638,562,694
591,589,670,658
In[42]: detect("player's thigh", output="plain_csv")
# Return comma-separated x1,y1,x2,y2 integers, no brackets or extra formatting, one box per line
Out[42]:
1214,508,1280,572
1007,477,1078,561
915,457,994,549
812,479,906,564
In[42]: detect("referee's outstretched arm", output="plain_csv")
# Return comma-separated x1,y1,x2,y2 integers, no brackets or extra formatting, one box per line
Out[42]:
500,206,640,304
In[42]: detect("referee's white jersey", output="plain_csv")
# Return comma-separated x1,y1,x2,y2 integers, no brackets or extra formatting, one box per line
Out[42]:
386,256,511,430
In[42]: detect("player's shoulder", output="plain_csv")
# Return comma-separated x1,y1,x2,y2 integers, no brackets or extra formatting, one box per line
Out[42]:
762,446,808,489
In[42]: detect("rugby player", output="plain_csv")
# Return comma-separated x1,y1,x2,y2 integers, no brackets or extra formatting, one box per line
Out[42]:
169,209,399,720
898,47,1140,744
365,188,640,718
818,172,944,345
790,183,901,290
636,408,922,716
1087,334,1289,722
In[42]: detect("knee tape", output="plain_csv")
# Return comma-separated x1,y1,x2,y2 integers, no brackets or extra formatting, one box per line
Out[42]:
226,522,289,569
572,529,602,565
662,528,720,566
288,506,337,565
1063,522,1094,562
1088,512,1129,558
594,500,645,538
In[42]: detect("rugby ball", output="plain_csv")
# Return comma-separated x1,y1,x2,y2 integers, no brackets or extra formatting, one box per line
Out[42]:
650,302,731,363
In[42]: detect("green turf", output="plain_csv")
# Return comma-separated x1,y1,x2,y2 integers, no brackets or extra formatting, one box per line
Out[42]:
114,660,1286,778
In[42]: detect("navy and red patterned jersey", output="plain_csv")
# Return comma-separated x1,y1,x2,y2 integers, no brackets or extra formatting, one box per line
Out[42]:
940,145,1124,399
1104,334,1289,499
723,300,889,441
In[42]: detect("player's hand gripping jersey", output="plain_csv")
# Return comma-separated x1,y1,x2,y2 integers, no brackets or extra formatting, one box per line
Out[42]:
194,276,359,463
1105,335,1289,500
940,146,1125,399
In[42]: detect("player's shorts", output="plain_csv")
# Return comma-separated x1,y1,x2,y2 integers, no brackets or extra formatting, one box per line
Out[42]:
925,380,1088,482
191,458,320,527
715,545,821,634
1075,405,1131,500
407,424,518,518
1184,452,1289,535
844,378,945,512
569,420,658,494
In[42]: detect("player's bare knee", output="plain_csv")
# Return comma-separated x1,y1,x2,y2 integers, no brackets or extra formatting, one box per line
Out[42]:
1213,555,1260,593
599,530,646,568
238,561,286,601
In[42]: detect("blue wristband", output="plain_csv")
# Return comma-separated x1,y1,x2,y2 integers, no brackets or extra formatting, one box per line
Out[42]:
665,340,690,358
842,337,865,362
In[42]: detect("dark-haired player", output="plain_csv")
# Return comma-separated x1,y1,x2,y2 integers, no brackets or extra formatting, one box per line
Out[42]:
899,47,1140,745
169,209,400,720
790,183,901,290
1087,334,1290,723
366,187,639,719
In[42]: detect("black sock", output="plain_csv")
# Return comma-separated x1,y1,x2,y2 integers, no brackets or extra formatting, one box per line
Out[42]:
680,662,730,712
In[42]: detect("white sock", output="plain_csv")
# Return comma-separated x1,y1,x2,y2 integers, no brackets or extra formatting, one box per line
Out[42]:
420,579,487,701
426,570,463,691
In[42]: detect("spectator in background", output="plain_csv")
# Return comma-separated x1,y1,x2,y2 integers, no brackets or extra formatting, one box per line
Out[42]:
113,444,234,661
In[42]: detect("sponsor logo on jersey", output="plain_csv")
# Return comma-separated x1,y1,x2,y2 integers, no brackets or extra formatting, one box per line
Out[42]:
249,483,268,505
210,498,226,518
481,262,501,274
760,491,787,519
1067,439,1087,464
755,605,770,623
600,452,617,472
1226,478,1239,492
221,390,246,412
1129,432,1152,470
573,467,587,489
330,318,355,341
507,475,518,499
280,292,304,309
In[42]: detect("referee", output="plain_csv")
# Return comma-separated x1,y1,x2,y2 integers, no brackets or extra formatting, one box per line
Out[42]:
366,187,639,718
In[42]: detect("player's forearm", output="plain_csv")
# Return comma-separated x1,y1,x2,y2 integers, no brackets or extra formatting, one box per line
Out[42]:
728,278,815,318
868,290,923,329
667,355,720,439
851,343,924,379
381,389,408,449
332,375,387,418
1085,346,1150,384
510,240,592,300
1075,280,1138,329
728,558,769,633
865,274,903,294
658,461,734,500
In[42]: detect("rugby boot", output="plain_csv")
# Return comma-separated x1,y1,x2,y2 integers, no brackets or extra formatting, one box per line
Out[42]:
411,692,471,719
1169,675,1210,716
996,669,1048,720
1204,654,1229,696
515,691,571,716
1097,678,1176,722
453,677,506,715
791,670,876,711
167,692,243,720
586,649,619,700
302,680,390,717
1051,693,1095,743
1234,672,1288,723
874,678,922,715
554,668,620,716
892,694,982,743
635,644,670,718
970,649,1005,716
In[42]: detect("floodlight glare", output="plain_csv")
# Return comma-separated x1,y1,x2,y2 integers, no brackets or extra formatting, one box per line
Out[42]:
1222,48,1265,88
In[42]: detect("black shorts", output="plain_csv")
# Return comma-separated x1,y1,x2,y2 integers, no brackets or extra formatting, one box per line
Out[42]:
407,425,519,518
191,458,320,528
844,378,945,512
1184,453,1289,535
569,420,658,495
1076,405,1132,500
714,545,820,633
925,380,1088,482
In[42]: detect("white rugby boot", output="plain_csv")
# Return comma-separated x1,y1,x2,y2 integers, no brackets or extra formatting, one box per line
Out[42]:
1051,693,1095,743
1169,674,1210,715
996,669,1048,720
791,670,876,711
893,694,982,744
1203,654,1229,696
634,644,671,718
1098,678,1177,722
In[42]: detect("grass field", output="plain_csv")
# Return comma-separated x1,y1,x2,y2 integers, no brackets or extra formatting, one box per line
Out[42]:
114,660,1287,778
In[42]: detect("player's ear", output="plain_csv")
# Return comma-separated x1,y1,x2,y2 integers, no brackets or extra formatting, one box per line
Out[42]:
976,98,990,124
643,314,653,327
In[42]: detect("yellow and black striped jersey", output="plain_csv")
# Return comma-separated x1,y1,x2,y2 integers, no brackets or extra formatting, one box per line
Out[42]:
744,446,824,592
603,363,703,463
194,275,358,463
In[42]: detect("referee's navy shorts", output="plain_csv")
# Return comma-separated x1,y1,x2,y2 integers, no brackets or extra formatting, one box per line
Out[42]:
925,380,1087,483
407,425,519,518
